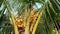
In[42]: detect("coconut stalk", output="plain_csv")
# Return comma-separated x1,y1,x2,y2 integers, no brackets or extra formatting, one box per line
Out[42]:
24,6,27,27
25,9,35,34
32,5,46,34
25,4,29,34
31,11,43,34
29,10,35,31
4,1,19,34
30,12,39,32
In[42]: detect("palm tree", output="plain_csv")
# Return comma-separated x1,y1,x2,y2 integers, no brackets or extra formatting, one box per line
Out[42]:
0,0,60,34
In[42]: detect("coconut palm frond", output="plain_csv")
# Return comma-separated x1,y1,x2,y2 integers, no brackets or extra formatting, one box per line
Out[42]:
0,0,60,34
